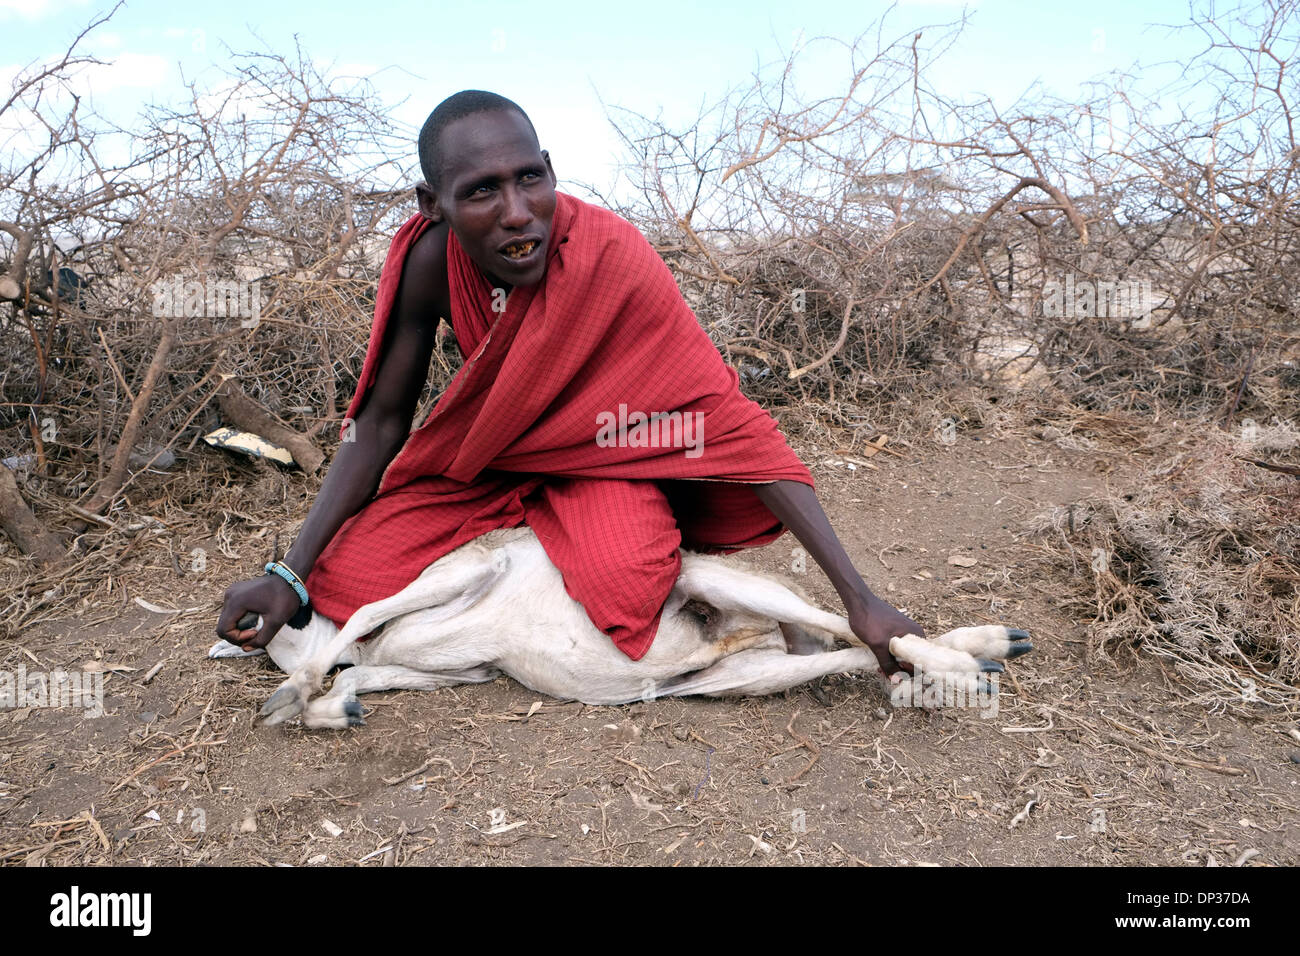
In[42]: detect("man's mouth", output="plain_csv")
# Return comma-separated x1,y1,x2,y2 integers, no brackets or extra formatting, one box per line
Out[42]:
498,237,542,264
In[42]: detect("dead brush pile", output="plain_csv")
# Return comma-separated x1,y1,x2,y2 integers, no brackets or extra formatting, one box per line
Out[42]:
1025,421,1300,711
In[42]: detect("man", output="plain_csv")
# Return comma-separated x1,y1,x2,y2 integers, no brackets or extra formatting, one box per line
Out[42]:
217,90,922,675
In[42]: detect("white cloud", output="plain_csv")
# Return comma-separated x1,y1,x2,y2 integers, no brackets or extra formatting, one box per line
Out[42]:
313,59,383,81
0,46,169,105
0,49,171,174
0,0,91,22
92,29,123,50
74,51,172,93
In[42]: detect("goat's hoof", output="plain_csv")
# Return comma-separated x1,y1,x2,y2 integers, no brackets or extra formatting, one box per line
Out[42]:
302,695,365,730
208,639,264,660
260,683,305,725
1004,628,1034,659
977,659,1005,673
891,635,983,673
344,698,365,728
807,677,832,707
931,625,1035,661
1001,627,1034,658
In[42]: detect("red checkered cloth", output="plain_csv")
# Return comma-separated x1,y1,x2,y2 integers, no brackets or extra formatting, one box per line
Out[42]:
305,192,813,659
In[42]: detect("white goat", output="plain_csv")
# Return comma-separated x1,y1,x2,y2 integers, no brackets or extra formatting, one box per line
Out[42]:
209,527,1031,729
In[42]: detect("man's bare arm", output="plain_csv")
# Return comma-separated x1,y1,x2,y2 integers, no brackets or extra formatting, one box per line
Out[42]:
215,230,445,650
753,479,923,675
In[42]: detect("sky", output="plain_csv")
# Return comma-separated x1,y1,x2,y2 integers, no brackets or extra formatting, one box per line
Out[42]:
0,0,1257,197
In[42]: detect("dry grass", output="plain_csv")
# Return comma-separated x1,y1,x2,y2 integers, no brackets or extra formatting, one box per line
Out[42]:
1025,418,1300,713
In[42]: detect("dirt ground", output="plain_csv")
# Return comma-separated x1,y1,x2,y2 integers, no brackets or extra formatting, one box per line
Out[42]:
2,421,1296,866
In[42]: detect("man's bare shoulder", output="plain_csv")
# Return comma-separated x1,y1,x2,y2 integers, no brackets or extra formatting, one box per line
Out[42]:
397,219,452,321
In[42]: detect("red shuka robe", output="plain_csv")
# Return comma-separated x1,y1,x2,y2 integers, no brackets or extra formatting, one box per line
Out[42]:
305,192,814,660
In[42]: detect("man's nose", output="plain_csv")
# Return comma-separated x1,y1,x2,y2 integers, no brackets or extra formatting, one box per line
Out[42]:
499,186,531,229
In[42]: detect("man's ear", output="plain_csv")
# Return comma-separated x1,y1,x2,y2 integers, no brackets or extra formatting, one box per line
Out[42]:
415,182,443,224
542,149,557,187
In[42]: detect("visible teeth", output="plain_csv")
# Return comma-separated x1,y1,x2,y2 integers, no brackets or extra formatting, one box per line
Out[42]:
504,240,536,259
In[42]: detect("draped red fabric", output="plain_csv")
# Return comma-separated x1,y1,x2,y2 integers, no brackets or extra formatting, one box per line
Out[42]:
305,192,814,659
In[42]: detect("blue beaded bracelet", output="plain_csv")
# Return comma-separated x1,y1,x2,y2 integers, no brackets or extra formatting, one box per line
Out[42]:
265,561,309,607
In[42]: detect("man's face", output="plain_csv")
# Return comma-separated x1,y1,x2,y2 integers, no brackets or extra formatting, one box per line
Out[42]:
418,110,558,290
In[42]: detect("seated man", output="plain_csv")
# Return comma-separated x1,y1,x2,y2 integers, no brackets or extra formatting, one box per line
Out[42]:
216,90,922,674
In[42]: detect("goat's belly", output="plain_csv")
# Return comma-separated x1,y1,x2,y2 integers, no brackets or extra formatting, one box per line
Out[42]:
358,586,690,705
493,625,667,704
355,561,586,660
492,611,743,705
348,529,731,704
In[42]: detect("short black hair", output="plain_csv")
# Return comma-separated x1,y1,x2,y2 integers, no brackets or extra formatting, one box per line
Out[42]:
418,90,537,189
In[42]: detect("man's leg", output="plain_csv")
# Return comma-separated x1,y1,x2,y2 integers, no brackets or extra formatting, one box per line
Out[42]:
523,477,683,661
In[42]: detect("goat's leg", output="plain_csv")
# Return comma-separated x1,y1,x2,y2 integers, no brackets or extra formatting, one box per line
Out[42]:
890,625,1033,674
650,646,880,700
261,551,503,725
209,610,347,674
301,663,501,730
678,560,1033,660
655,632,1029,707
780,622,834,655
930,625,1033,659
886,625,1034,707
675,559,857,641
660,628,1033,704
655,628,1032,702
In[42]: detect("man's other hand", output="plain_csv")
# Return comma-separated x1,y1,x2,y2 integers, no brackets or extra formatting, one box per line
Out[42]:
216,574,301,652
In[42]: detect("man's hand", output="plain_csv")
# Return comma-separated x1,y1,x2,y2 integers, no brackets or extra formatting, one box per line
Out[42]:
215,574,301,652
847,593,925,677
